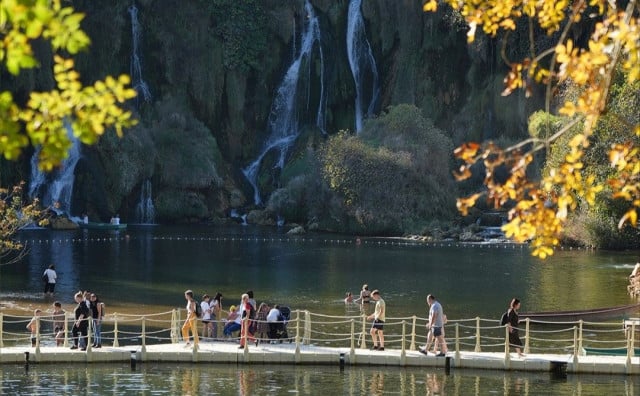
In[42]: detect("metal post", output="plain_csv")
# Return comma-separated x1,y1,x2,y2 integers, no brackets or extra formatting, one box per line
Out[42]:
475,317,481,352
0,313,3,348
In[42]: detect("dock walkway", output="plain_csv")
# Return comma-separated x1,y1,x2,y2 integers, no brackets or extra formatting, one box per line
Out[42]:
1,309,639,375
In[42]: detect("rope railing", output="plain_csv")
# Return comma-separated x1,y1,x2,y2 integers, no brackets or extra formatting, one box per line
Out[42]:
1,310,637,360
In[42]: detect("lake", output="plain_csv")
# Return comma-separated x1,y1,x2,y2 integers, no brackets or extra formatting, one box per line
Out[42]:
1,225,638,395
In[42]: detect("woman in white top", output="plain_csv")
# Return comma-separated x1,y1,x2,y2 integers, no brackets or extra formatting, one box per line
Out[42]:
200,294,212,338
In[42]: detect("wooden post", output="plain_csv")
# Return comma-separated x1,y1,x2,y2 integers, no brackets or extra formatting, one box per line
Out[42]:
349,319,355,363
0,313,3,348
455,322,460,362
523,318,530,354
360,315,367,349
35,316,41,359
475,317,481,352
304,310,311,345
113,314,119,347
572,326,579,370
578,320,583,353
400,320,406,366
294,311,300,362
141,316,147,353
410,315,416,351
63,312,69,347
87,317,93,352
170,309,178,344
504,325,510,363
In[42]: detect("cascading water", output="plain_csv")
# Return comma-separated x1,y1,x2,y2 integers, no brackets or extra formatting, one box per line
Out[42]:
28,124,81,214
129,2,151,104
346,0,379,133
242,0,326,205
135,179,155,224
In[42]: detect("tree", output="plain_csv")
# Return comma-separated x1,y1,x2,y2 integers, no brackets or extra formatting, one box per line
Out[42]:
0,0,137,262
424,0,640,257
1,0,137,171
0,183,47,266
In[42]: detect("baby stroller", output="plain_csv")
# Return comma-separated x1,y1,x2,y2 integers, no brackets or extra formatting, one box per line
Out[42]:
269,306,291,342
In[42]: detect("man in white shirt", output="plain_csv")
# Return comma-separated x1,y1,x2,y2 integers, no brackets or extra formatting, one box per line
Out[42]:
43,264,57,296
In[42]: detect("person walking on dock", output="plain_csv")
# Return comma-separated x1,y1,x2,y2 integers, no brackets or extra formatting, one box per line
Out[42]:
423,294,447,356
507,298,524,357
367,289,385,351
181,290,199,347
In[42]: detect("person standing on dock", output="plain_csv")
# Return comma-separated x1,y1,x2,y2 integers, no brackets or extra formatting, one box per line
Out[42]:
367,289,385,351
52,301,65,346
26,309,42,347
507,298,524,357
181,290,199,347
71,291,90,350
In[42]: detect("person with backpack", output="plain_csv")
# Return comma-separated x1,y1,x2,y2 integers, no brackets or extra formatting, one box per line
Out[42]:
505,298,525,357
181,290,199,347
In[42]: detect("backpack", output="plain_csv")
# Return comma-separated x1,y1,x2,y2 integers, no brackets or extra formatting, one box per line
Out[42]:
500,310,510,326
194,301,203,318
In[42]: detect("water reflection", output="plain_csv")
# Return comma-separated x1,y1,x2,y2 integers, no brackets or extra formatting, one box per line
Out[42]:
0,364,635,395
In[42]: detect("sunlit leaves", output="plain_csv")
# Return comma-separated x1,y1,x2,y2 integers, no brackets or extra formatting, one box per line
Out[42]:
1,1,137,171
426,0,640,257
0,182,48,266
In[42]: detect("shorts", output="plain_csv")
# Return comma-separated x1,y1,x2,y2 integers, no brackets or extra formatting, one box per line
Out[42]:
372,319,384,331
202,320,211,324
432,327,443,337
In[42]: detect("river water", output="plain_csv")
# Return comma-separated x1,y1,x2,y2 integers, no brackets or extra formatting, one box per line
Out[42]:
1,225,638,394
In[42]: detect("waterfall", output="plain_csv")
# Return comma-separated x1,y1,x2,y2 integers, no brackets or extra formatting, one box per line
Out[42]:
346,0,379,133
242,0,326,205
135,179,155,224
129,3,151,103
28,124,81,215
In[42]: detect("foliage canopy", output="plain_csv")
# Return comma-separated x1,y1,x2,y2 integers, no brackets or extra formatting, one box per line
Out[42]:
0,0,137,171
425,0,640,257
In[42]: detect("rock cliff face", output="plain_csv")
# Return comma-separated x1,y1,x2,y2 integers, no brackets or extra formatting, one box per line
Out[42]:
17,0,542,228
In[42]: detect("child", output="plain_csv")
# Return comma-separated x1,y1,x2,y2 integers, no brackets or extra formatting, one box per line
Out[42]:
52,301,66,346
26,309,42,347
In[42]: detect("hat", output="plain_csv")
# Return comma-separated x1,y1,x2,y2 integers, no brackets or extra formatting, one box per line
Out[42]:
230,305,237,311
371,289,380,296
